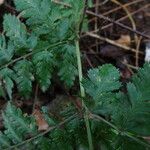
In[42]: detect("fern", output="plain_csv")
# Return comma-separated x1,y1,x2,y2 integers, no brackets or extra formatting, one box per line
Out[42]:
131,63,150,101
83,64,121,99
0,102,82,149
0,102,37,149
3,14,37,50
14,0,51,24
83,64,121,116
1,63,150,149
0,35,14,66
13,60,34,97
3,14,27,46
14,0,61,36
83,64,150,149
0,0,82,99
0,68,15,100
1,0,150,149
117,63,150,136
32,51,53,92
57,44,78,87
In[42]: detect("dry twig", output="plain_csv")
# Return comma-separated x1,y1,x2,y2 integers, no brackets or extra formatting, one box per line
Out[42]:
85,32,143,54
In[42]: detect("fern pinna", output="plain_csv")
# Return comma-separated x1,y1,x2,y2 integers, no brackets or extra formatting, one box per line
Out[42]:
0,0,150,150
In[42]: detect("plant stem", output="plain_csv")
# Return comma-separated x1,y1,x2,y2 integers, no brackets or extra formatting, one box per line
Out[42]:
90,113,150,149
75,40,85,97
5,114,77,150
0,40,68,70
75,39,93,150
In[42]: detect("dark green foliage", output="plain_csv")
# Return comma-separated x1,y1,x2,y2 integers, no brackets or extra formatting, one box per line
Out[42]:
132,63,150,101
3,14,27,48
0,35,14,66
32,51,53,92
111,64,150,138
57,44,77,87
0,0,82,99
14,0,54,35
0,102,37,149
83,64,121,101
83,63,150,149
0,68,15,100
13,60,34,97
3,14,37,50
90,120,113,149
1,64,150,149
83,64,121,116
0,0,150,149
113,135,146,150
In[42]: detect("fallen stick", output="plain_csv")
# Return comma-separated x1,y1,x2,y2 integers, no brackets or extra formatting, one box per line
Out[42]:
85,32,144,54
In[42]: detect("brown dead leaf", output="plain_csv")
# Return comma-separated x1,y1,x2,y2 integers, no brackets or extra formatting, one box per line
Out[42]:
115,35,131,47
0,0,4,5
33,109,49,131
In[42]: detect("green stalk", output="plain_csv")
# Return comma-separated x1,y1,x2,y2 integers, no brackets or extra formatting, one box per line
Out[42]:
75,40,85,97
75,39,93,150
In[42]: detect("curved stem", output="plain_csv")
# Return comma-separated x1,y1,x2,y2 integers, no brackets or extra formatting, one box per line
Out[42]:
0,40,68,70
90,113,150,149
5,114,77,150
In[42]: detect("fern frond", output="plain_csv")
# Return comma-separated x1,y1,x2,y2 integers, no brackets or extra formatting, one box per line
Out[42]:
0,102,37,147
32,51,53,92
0,68,15,100
83,64,121,99
125,63,150,136
83,63,150,148
14,0,56,35
82,64,122,118
14,0,51,24
0,35,14,66
132,63,150,101
13,60,34,97
0,131,11,149
113,134,146,150
3,14,27,48
3,14,37,50
57,45,77,87
112,63,150,136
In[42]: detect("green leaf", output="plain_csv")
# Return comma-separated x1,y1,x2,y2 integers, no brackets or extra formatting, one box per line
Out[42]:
57,19,70,40
132,63,150,101
126,84,150,136
0,131,11,149
112,63,150,136
0,68,15,100
14,0,51,24
83,64,121,101
0,35,14,65
3,14,27,48
4,77,14,100
1,102,37,146
14,0,53,35
3,14,37,50
88,0,93,7
13,60,34,97
32,51,53,92
57,44,77,87
113,135,146,150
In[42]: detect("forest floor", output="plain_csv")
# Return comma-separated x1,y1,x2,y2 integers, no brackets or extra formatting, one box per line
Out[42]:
0,0,150,131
